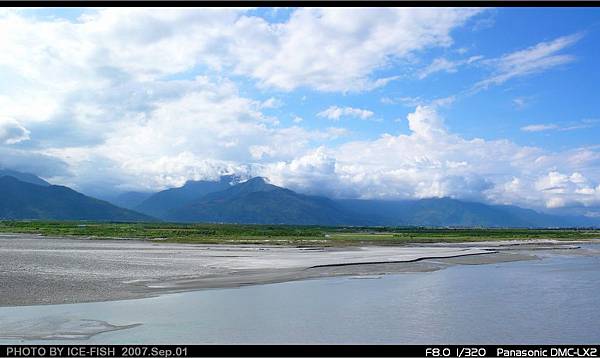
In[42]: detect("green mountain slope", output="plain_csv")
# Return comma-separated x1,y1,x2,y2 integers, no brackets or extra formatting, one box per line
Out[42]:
167,177,358,225
2,168,595,227
166,178,598,227
0,169,50,187
0,176,153,221
135,175,237,218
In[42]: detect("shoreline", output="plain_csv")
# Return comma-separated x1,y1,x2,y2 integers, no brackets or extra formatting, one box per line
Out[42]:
1,234,598,308
2,244,598,344
133,251,539,298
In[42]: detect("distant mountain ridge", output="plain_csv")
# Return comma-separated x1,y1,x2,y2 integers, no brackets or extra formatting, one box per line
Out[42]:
0,168,50,187
0,173,152,221
336,197,597,228
0,169,598,227
134,175,240,218
145,176,599,227
167,177,358,225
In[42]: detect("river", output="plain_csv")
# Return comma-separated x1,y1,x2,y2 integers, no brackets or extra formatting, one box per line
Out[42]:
1,246,599,344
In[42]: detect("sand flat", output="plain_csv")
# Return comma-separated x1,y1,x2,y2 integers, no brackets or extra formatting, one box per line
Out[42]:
0,234,589,306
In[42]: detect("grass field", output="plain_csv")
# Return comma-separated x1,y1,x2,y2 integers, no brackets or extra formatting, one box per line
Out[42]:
1,221,599,246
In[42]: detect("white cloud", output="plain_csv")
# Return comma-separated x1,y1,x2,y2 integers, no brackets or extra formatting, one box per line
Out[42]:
1,8,598,212
418,55,483,79
405,106,447,139
266,106,600,209
419,58,459,79
0,9,235,127
317,106,374,121
521,119,599,133
456,47,469,55
381,96,422,106
229,8,484,91
264,147,342,197
260,97,283,109
475,33,583,90
16,7,475,93
521,124,559,132
40,77,349,192
512,97,530,109
532,171,600,208
0,117,30,144
0,7,483,131
382,95,455,108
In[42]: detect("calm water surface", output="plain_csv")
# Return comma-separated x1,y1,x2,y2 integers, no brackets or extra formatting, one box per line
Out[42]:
1,249,599,344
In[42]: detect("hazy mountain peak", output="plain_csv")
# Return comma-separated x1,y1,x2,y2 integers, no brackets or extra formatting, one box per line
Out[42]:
134,175,237,218
0,168,50,187
233,177,280,193
219,174,244,185
181,174,243,187
168,176,355,225
241,176,268,185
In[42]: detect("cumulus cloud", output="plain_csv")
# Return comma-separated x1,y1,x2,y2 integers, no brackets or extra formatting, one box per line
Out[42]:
0,7,483,145
405,106,447,139
317,106,374,121
264,147,343,197
0,7,478,93
1,8,598,213
266,106,600,210
533,171,600,208
228,8,484,92
39,76,349,191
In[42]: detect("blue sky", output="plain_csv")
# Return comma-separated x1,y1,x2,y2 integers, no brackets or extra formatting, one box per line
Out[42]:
0,7,599,215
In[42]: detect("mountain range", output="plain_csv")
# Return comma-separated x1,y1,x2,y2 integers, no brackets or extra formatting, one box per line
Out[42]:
134,175,238,218
166,177,357,225
129,175,598,227
0,174,151,221
1,169,598,227
0,169,51,187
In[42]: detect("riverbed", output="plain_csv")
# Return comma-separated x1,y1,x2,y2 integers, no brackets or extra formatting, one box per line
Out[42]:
0,234,503,306
1,247,599,344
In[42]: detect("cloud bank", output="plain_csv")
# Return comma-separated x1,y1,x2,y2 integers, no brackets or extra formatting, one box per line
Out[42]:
0,8,598,212
265,106,600,210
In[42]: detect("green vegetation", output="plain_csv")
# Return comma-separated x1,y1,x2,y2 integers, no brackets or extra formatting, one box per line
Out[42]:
1,221,599,246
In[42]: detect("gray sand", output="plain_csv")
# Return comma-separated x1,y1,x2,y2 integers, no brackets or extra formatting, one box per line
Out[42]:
0,234,594,307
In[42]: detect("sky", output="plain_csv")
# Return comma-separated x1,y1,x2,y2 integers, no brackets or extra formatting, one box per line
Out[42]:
0,7,599,215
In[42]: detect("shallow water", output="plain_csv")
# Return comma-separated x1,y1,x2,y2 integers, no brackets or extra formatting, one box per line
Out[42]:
1,249,599,344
